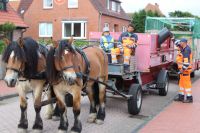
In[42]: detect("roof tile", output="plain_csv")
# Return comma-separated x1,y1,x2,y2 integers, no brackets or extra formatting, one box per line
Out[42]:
0,3,28,28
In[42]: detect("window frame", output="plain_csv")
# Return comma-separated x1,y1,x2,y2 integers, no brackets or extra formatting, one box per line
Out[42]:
68,0,78,9
39,23,53,37
43,0,53,9
62,21,87,39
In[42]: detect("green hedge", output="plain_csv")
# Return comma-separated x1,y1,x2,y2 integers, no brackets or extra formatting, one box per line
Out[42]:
0,40,5,54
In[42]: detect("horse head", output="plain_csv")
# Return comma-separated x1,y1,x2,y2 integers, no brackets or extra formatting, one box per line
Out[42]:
48,38,77,85
2,37,26,87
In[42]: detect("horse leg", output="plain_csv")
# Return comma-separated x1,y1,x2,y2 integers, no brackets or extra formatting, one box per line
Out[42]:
86,83,97,123
18,95,28,133
16,83,28,133
54,88,68,133
44,85,54,120
71,88,82,133
95,78,106,125
32,82,43,133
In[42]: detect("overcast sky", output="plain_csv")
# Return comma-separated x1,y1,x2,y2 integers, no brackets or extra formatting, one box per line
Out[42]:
121,0,200,16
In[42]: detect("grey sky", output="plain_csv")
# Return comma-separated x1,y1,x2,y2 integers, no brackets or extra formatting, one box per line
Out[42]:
121,0,200,16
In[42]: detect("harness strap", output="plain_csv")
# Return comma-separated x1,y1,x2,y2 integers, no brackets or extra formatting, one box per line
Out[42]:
75,47,90,87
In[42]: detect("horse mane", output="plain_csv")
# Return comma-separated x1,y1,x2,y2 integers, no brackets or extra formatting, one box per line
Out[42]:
22,37,39,78
2,41,26,63
46,48,58,83
2,37,39,78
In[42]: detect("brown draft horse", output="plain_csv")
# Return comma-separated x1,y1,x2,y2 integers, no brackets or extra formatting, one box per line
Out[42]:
2,37,54,133
46,39,108,133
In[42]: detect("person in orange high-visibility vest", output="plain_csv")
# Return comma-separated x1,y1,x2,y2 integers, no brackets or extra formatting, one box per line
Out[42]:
117,24,138,71
174,38,193,103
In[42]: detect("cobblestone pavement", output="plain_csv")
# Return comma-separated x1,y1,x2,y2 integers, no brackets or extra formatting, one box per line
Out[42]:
0,76,192,133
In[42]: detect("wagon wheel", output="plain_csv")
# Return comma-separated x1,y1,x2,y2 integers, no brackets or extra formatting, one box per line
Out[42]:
127,84,142,115
158,75,169,96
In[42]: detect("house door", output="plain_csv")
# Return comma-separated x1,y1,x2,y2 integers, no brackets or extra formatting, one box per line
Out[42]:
114,24,119,32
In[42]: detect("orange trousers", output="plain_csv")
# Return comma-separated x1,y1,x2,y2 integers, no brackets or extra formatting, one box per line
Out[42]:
179,70,192,97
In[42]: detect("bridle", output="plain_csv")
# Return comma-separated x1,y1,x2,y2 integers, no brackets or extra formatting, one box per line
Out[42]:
55,48,81,80
6,67,22,75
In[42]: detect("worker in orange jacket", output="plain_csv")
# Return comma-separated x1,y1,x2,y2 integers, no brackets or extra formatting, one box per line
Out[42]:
116,24,138,72
174,38,193,103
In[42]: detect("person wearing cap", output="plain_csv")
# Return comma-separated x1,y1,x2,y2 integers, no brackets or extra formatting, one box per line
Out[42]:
118,24,138,66
100,27,120,63
100,27,114,52
174,38,193,103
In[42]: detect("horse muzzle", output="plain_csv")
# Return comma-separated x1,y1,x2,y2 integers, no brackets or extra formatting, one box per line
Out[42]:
62,72,77,86
4,77,17,87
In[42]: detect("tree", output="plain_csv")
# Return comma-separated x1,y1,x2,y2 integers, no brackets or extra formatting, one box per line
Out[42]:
169,10,199,18
131,10,162,33
0,22,16,38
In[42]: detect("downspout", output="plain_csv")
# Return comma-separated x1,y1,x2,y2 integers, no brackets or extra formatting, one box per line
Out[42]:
98,11,103,32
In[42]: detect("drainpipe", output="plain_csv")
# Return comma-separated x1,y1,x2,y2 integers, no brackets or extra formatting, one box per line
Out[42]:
98,11,102,32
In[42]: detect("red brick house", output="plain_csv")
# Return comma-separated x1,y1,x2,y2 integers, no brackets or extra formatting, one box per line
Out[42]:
0,0,27,41
10,0,130,40
145,3,164,16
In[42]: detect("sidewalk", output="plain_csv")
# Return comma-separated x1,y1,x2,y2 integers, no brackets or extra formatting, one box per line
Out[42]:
139,78,200,133
0,80,17,100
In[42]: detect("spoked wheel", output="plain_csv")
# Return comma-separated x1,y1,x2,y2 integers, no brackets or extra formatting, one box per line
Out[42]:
127,84,142,115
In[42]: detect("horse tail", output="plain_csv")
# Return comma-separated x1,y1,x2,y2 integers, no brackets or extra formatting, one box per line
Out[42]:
93,82,100,105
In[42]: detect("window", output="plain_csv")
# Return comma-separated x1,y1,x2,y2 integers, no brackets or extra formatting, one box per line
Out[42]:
118,4,121,12
122,26,127,32
104,23,109,29
62,21,87,39
39,23,53,37
68,0,78,8
111,1,121,12
111,1,117,11
106,0,110,9
0,0,7,11
43,0,53,9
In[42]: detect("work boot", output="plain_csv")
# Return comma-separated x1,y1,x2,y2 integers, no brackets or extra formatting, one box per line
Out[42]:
183,96,193,103
174,94,184,102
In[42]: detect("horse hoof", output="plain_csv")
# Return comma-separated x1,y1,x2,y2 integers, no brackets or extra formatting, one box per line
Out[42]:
32,129,42,133
87,113,96,123
58,130,67,133
52,116,60,121
17,128,27,133
95,119,104,125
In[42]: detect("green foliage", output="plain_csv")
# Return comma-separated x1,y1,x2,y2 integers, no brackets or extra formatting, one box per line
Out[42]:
169,11,199,18
73,40,90,47
131,10,162,33
38,38,53,45
0,40,5,54
0,22,16,36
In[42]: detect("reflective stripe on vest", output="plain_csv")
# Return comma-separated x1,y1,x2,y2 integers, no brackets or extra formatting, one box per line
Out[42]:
102,36,114,47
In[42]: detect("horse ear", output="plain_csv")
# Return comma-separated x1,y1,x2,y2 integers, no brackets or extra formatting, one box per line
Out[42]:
68,36,74,45
18,37,24,48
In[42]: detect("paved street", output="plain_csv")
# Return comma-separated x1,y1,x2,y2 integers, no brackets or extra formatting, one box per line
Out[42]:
0,72,199,133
